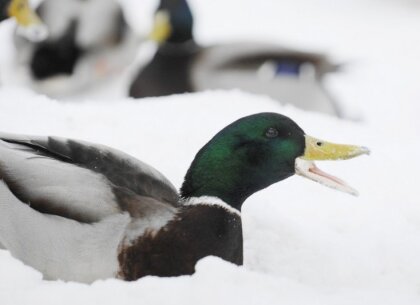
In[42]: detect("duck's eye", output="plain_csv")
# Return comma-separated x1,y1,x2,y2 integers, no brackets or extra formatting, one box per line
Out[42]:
265,127,279,138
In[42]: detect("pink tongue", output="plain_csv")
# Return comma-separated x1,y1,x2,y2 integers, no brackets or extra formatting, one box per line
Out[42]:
308,164,347,186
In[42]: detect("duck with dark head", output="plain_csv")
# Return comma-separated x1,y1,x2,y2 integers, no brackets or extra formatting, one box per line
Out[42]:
13,0,138,97
129,0,198,98
0,113,369,282
129,0,341,116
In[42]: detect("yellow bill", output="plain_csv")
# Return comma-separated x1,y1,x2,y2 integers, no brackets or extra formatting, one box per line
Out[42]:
149,10,171,43
8,0,48,41
302,136,370,161
295,135,370,196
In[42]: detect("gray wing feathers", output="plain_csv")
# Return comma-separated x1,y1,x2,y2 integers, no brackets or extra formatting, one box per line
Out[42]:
191,42,340,116
0,139,119,222
32,136,179,204
195,42,338,77
0,133,179,222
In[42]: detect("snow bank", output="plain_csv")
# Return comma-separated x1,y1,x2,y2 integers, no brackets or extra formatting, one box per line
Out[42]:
0,88,419,304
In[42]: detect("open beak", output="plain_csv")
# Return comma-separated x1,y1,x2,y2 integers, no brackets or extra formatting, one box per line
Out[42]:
8,0,48,41
149,10,171,43
295,135,370,196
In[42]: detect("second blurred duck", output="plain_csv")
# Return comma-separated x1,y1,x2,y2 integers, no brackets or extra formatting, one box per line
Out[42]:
129,0,341,117
13,0,139,97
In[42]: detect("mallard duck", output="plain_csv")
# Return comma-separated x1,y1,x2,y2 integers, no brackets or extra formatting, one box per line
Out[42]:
0,113,368,282
0,0,47,41
129,0,340,116
13,0,139,97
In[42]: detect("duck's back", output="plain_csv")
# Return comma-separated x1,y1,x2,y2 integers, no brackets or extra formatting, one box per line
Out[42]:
190,42,340,116
0,133,179,282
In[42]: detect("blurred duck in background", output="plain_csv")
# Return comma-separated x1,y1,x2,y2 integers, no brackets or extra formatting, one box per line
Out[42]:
129,0,341,117
0,0,47,41
13,0,139,97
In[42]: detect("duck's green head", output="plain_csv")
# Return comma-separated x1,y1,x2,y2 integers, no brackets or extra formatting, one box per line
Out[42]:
150,0,193,44
181,113,369,210
0,0,47,41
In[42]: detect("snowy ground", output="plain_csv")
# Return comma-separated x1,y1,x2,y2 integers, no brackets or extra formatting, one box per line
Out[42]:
1,0,420,304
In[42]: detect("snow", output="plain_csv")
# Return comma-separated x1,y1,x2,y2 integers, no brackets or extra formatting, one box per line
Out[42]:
0,0,420,304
